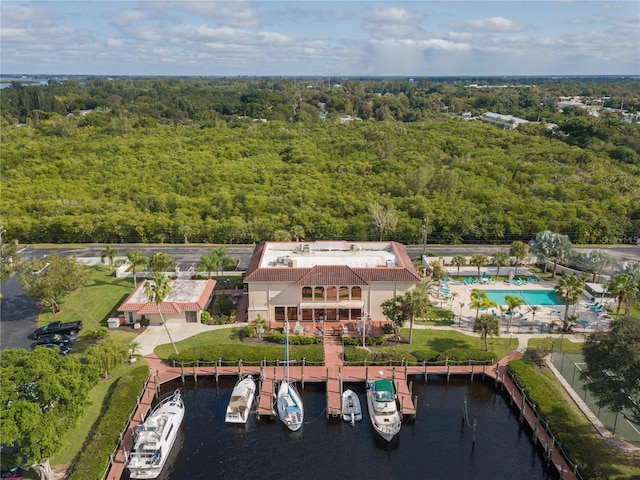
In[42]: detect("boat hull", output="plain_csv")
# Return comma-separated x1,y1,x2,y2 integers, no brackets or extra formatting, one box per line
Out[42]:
127,390,184,479
276,380,304,431
225,376,256,424
366,381,401,442
342,389,363,423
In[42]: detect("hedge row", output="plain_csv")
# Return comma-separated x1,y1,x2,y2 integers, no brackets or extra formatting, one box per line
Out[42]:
344,347,496,364
167,344,325,364
68,364,149,480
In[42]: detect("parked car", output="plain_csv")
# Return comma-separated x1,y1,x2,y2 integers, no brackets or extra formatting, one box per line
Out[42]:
42,343,72,356
35,334,71,346
1,467,26,479
33,320,82,339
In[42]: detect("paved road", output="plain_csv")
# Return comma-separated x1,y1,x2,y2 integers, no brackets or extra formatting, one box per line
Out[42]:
3,243,638,352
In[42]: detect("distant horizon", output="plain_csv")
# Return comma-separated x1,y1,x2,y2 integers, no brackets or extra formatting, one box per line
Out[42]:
2,1,638,77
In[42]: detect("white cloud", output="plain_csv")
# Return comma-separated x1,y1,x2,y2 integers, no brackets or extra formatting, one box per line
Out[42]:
448,17,526,33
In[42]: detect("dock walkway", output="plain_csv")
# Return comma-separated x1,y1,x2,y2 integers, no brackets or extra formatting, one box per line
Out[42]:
106,342,578,480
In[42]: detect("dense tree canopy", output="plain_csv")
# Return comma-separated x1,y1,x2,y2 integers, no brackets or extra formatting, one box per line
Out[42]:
582,316,640,427
0,348,99,479
1,77,638,246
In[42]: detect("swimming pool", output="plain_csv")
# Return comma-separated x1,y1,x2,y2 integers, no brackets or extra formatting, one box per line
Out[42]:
480,289,564,306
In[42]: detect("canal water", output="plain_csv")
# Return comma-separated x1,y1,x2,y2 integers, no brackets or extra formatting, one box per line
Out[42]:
123,376,556,480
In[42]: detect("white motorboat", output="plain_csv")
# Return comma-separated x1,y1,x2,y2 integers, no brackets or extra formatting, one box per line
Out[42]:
342,389,362,424
126,390,184,479
366,379,401,442
276,320,304,431
225,375,256,424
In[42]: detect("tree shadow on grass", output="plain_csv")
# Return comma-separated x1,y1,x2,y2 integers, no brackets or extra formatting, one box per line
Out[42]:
425,337,472,351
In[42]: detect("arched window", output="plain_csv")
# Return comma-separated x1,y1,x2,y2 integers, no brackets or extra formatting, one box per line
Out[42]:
302,287,313,300
351,286,362,299
314,286,324,300
327,286,337,301
339,286,350,300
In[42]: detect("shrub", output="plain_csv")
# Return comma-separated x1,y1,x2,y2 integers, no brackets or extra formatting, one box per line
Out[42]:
242,325,256,338
68,365,149,480
381,323,394,334
167,344,324,364
411,348,439,362
200,311,211,323
436,348,496,363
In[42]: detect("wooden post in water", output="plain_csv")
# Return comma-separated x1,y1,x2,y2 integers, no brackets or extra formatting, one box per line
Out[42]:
301,358,305,388
238,359,242,379
472,419,477,445
533,415,540,442
462,394,467,423
482,364,485,381
215,361,219,384
180,364,185,385
193,365,197,385
519,394,526,423
446,359,451,382
510,387,515,406
413,395,418,420
471,364,475,381
424,362,428,383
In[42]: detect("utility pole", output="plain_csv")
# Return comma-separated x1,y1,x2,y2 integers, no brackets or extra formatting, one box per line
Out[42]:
422,215,429,254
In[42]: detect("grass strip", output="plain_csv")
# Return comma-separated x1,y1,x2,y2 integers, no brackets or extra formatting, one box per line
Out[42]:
67,364,149,480
508,358,640,480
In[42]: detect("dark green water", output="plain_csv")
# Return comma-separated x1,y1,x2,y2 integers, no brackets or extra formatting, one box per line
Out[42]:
124,376,556,480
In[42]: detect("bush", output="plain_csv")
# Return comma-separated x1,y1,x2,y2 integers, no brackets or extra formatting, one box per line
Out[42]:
242,325,256,338
68,365,149,480
343,336,384,346
527,337,554,366
436,348,496,363
411,348,439,362
167,344,324,364
200,311,211,323
381,323,394,334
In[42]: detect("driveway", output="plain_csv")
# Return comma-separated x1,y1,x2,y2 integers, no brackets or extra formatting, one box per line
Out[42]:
0,275,39,351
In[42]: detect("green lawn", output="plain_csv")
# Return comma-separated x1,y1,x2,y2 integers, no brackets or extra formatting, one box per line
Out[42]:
154,328,244,358
400,328,516,359
39,266,139,352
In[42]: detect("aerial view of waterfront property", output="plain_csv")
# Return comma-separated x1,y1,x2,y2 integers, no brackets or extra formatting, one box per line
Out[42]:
1,0,640,479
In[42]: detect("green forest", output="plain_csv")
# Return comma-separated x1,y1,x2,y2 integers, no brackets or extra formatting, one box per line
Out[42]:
1,76,639,245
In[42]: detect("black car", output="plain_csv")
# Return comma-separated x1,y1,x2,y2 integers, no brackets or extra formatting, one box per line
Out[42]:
42,343,72,355
35,333,71,346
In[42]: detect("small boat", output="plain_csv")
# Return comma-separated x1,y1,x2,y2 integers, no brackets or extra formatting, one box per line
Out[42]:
342,389,362,425
225,375,256,424
276,320,304,431
126,390,184,479
366,379,401,442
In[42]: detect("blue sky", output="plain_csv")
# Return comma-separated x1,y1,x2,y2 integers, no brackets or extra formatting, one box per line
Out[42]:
1,1,638,76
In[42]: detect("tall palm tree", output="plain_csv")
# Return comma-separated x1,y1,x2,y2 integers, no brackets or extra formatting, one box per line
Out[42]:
526,304,540,324
469,253,488,278
403,285,431,345
491,251,510,278
606,273,638,318
505,295,524,333
197,251,218,279
554,274,585,331
126,249,148,287
509,241,528,277
290,225,305,242
210,247,232,279
469,289,496,320
473,313,501,351
451,254,467,277
144,273,178,354
100,245,118,269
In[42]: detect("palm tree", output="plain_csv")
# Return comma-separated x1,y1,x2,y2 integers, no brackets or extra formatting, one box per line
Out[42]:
210,247,232,279
554,274,585,331
509,241,528,277
126,249,148,287
505,295,524,333
473,313,500,351
403,285,431,345
144,273,178,354
197,252,218,279
469,289,496,320
290,225,305,242
582,249,616,282
606,273,638,318
491,251,510,278
458,301,465,326
469,253,488,278
451,254,467,277
253,315,267,338
100,245,118,269
526,304,540,324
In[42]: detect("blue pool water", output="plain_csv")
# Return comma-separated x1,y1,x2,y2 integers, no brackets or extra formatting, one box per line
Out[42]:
481,289,563,306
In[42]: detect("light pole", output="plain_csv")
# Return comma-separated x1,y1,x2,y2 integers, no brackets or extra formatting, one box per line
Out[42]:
422,215,429,254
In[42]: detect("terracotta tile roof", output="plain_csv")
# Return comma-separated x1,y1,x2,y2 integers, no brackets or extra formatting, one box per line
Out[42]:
295,265,368,286
244,267,311,283
118,279,216,313
352,267,421,282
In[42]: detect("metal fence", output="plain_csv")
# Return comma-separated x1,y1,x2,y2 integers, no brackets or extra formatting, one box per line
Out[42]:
551,350,640,444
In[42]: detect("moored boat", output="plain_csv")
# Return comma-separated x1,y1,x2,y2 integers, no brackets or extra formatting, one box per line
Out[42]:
276,320,304,431
366,379,401,442
342,389,362,424
126,390,184,479
225,375,256,424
